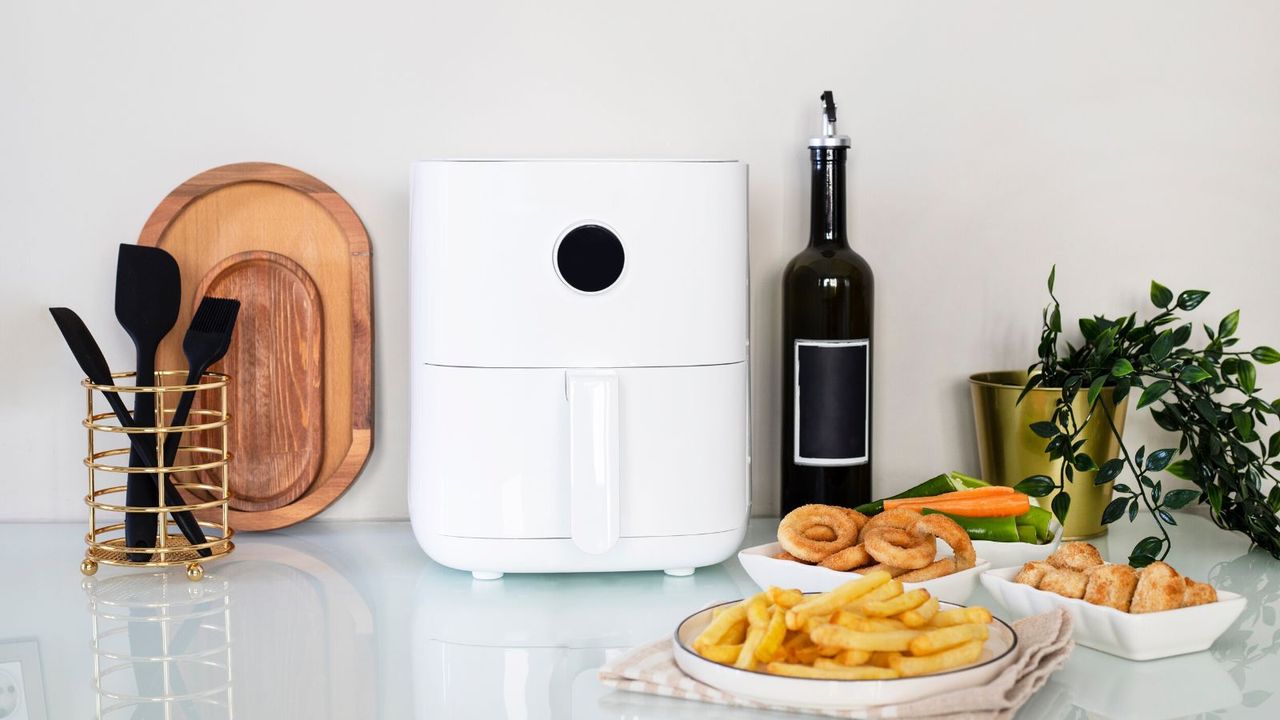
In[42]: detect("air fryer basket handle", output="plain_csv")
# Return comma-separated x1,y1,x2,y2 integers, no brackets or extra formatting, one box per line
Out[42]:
566,370,620,554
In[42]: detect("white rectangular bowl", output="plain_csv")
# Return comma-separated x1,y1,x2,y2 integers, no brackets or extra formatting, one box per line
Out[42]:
738,542,988,604
969,519,1063,570
980,566,1245,661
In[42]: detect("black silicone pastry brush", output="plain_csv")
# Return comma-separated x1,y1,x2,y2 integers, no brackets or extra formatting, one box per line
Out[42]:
162,297,241,472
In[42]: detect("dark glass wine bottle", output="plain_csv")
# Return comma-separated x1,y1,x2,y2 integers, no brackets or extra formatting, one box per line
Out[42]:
781,91,875,514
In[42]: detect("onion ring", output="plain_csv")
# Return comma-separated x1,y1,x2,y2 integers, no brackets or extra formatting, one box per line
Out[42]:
862,507,924,534
895,557,960,583
778,505,860,562
818,544,872,571
863,527,936,570
859,562,909,578
803,526,837,542
913,513,976,570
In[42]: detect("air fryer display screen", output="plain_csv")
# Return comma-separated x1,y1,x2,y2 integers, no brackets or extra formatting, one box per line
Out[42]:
556,224,625,293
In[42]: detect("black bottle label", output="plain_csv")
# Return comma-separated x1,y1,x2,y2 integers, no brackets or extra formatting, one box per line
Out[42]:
794,339,870,466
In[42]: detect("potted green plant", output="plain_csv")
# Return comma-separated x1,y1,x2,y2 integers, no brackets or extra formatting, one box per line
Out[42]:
1014,267,1280,565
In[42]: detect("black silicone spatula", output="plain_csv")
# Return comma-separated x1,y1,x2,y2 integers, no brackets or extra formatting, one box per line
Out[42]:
49,307,209,555
115,245,182,560
161,297,241,468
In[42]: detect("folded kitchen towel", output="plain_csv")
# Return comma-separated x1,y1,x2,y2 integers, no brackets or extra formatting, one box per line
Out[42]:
598,607,1073,720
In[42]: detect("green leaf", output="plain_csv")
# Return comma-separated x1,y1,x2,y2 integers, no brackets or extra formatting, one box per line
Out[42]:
1029,421,1060,439
1166,459,1196,481
1111,359,1134,377
1129,536,1164,568
1207,483,1224,515
1051,492,1071,526
1087,375,1108,407
1145,448,1175,472
1239,361,1257,394
1219,309,1240,338
1177,289,1209,311
1158,508,1177,525
1016,373,1043,405
1252,346,1280,365
1163,489,1200,510
1135,445,1146,469
1234,409,1256,441
1150,330,1173,362
1114,483,1131,493
1079,317,1100,342
1150,281,1173,309
1097,458,1125,485
1015,475,1056,497
1171,323,1192,347
1270,432,1280,459
1193,397,1220,423
1137,381,1172,409
1047,264,1056,294
1102,497,1130,524
1049,306,1062,333
1074,453,1097,472
1128,498,1139,522
1179,366,1212,384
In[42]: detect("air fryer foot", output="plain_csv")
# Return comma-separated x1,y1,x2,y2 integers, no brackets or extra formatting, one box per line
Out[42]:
664,567,695,577
472,570,504,580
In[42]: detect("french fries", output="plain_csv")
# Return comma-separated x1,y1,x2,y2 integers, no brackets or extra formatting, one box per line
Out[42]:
811,624,921,652
891,639,985,677
692,577,999,681
862,588,930,618
899,596,940,628
909,623,989,656
786,570,890,630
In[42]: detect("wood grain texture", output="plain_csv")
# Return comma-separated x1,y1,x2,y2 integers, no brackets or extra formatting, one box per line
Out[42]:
138,162,373,530
198,251,323,512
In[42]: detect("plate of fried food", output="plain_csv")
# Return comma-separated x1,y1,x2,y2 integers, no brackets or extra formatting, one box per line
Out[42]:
980,541,1245,660
673,571,1016,709
738,504,990,603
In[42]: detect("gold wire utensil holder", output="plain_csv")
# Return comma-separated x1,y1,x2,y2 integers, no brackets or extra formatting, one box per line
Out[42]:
81,370,235,580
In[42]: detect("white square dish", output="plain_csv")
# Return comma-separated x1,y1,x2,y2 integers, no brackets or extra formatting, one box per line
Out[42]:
672,599,1017,710
738,542,989,604
980,565,1245,661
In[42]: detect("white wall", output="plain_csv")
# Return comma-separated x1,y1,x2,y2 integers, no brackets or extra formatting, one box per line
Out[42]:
2,0,1277,522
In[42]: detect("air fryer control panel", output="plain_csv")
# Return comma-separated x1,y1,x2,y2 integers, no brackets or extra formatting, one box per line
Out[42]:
555,223,625,293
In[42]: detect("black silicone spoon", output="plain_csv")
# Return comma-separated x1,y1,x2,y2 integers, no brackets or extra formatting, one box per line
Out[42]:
115,245,182,560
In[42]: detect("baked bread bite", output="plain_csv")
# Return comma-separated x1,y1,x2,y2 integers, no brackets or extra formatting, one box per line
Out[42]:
1083,563,1139,611
1047,541,1104,572
1014,561,1053,587
1130,561,1184,613
1038,567,1088,599
1182,578,1218,607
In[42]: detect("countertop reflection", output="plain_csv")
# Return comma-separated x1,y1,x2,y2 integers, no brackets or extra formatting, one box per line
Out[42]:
2,515,1278,718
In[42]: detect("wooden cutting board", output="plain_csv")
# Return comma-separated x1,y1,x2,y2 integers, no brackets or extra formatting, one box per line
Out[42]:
138,162,373,530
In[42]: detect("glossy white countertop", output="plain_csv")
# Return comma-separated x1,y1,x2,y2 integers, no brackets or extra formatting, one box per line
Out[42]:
2,514,1277,719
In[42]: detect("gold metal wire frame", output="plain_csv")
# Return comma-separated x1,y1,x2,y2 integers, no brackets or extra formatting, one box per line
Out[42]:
81,370,235,580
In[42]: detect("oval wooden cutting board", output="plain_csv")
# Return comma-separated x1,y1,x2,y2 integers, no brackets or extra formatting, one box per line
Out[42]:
139,162,373,530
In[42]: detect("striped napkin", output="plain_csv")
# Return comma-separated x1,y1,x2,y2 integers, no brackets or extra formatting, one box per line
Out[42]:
598,607,1073,720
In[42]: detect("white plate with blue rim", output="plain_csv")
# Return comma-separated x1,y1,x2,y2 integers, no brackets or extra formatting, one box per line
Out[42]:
672,598,1018,709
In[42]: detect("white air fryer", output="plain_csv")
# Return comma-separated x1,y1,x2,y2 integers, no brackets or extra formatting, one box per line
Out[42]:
409,160,749,579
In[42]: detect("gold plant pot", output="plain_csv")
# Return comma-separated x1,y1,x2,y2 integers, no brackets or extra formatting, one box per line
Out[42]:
969,371,1129,540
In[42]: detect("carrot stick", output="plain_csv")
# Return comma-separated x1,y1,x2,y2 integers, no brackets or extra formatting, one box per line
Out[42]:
885,494,1031,518
884,486,1013,508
